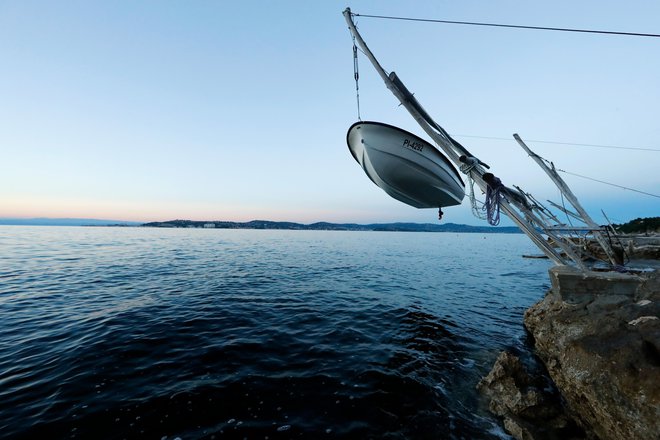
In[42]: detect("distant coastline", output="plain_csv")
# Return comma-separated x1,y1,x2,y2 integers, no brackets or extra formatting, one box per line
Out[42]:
143,219,523,233
0,218,141,227
0,217,522,233
4,216,657,234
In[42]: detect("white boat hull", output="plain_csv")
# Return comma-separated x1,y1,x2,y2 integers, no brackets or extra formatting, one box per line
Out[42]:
346,121,465,209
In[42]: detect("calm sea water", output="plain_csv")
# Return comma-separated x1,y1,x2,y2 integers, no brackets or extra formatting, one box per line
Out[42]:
0,226,551,440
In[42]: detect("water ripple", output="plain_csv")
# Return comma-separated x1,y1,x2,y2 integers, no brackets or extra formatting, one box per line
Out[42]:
0,226,551,439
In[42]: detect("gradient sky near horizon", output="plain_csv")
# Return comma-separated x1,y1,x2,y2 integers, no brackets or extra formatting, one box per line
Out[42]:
1,0,658,225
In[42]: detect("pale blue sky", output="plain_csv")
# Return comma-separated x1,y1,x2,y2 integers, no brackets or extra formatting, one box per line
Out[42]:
1,0,658,225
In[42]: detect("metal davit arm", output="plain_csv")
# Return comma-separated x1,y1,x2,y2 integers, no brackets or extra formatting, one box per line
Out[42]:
343,8,573,267
514,134,622,266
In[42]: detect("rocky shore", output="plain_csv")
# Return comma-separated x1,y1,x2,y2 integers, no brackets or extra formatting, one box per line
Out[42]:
479,239,660,440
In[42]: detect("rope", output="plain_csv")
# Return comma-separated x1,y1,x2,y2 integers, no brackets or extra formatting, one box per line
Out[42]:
351,13,660,39
484,181,503,226
460,162,488,221
470,178,487,220
460,162,502,225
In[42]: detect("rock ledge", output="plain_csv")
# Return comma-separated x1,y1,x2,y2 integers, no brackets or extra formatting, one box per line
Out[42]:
480,267,659,440
523,267,659,440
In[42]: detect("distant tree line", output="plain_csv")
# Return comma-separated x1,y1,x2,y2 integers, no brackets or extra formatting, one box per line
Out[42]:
613,217,660,234
140,219,522,233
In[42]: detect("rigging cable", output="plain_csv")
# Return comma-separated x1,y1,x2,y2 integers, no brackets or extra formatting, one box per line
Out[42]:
560,190,575,229
601,210,630,266
556,169,660,198
350,13,660,39
451,135,660,152
531,151,658,199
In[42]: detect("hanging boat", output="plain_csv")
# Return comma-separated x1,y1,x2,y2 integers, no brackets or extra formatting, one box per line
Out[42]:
346,121,465,209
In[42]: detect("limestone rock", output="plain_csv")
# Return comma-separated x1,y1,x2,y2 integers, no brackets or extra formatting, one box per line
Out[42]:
524,267,660,440
477,351,585,440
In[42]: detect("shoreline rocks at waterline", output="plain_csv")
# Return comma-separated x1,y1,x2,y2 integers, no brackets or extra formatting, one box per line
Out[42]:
480,266,659,440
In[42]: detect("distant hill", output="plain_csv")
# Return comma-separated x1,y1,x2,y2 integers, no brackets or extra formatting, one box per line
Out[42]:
613,217,660,234
0,218,141,226
142,219,522,234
